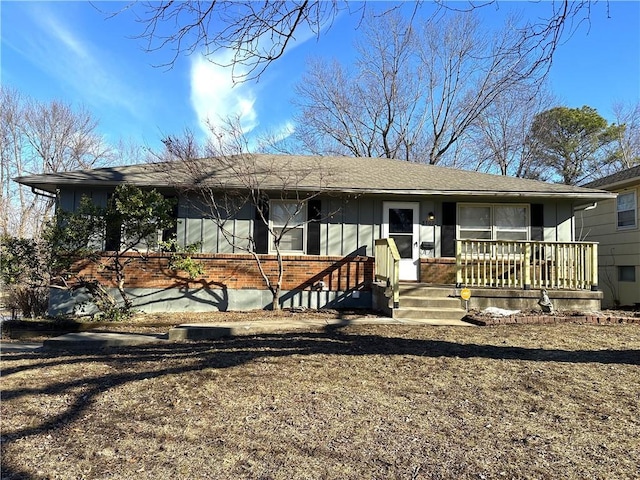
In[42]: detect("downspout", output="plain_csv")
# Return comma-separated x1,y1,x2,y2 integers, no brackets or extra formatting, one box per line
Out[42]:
573,201,599,290
30,187,59,226
574,202,598,212
574,202,597,241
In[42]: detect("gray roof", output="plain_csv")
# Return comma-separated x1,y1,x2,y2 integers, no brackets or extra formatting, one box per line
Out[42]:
582,164,640,190
15,154,615,200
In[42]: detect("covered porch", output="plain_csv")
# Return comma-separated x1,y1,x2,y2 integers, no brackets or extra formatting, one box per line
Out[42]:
373,238,602,316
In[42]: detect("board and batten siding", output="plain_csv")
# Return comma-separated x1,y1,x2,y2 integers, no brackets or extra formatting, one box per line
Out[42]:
59,188,580,256
320,197,380,256
176,195,381,257
579,183,640,308
548,201,575,242
59,189,109,211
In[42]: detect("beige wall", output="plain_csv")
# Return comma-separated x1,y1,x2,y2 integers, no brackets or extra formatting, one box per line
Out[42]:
580,183,640,308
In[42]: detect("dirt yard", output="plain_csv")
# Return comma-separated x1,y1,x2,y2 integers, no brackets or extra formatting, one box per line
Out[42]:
1,316,639,479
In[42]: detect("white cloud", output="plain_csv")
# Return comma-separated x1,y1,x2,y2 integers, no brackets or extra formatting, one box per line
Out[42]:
15,5,144,119
190,55,259,139
43,14,91,61
266,121,297,145
188,13,325,145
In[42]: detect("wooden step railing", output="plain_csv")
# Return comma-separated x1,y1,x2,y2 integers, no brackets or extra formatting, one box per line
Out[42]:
456,240,599,290
374,238,400,307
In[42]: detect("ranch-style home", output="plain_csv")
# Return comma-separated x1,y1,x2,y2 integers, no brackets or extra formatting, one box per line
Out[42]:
579,165,640,309
16,154,616,320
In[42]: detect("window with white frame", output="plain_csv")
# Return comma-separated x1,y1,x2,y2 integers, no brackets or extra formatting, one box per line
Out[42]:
270,200,306,253
458,204,529,241
617,191,637,229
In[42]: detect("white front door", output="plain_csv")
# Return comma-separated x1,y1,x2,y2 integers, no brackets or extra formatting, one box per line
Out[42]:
383,202,420,281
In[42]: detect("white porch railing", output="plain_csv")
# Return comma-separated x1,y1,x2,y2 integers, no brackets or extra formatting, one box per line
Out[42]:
456,240,599,290
374,238,400,307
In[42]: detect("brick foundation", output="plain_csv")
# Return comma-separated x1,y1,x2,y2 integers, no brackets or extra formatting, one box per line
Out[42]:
420,257,456,284
70,253,374,293
464,313,640,326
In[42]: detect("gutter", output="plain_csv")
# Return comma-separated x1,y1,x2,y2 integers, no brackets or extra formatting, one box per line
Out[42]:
30,186,57,200
314,187,618,200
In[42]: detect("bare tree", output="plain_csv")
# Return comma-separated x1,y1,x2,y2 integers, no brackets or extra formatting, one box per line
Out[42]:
117,1,365,82
435,1,607,77
115,1,603,84
421,12,549,165
293,10,545,165
293,11,430,161
161,121,338,310
0,87,112,238
611,101,640,168
464,83,556,179
0,87,25,238
23,99,109,174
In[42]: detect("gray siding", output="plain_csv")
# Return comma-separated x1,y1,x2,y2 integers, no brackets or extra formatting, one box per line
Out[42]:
357,198,376,256
59,189,108,211
58,187,583,257
320,197,379,256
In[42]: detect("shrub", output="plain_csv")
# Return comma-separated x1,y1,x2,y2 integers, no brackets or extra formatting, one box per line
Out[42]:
1,236,50,318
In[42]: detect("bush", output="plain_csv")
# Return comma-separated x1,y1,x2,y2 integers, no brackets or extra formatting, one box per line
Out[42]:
1,236,50,318
5,285,49,318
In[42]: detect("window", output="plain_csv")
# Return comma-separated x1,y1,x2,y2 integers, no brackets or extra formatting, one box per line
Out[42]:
459,205,491,240
161,196,178,244
495,205,529,241
618,266,636,282
105,193,121,251
617,191,637,229
388,207,415,258
270,200,306,253
458,204,529,241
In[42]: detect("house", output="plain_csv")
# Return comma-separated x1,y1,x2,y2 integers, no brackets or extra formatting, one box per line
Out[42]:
15,154,615,317
580,165,640,309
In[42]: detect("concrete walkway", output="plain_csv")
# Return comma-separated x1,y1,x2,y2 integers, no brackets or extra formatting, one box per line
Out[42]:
1,316,473,353
1,341,44,353
168,316,472,341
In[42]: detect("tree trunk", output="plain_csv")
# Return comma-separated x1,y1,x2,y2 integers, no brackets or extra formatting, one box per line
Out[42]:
271,284,282,311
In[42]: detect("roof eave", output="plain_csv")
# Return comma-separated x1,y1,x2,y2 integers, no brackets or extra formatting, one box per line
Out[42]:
319,187,617,199
15,179,617,201
586,178,640,191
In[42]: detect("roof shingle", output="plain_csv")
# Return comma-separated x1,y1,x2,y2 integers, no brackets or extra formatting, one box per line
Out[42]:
15,154,615,200
582,164,640,190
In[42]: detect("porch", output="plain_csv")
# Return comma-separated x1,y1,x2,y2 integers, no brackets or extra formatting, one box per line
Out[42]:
373,239,603,317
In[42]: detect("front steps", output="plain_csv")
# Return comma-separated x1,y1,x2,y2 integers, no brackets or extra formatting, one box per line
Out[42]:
393,284,469,324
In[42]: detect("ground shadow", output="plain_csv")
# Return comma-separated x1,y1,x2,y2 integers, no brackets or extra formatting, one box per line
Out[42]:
1,325,638,477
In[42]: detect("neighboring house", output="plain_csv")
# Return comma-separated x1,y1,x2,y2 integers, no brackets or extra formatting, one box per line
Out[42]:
16,154,615,316
580,165,640,309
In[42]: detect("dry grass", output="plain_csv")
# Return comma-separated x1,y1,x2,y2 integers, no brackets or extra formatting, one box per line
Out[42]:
1,321,639,479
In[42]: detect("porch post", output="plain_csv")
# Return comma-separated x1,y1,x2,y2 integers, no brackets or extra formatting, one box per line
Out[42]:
523,242,531,290
455,240,462,288
591,243,599,291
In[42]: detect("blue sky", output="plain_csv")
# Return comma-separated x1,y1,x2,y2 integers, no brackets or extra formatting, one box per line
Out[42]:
1,1,639,156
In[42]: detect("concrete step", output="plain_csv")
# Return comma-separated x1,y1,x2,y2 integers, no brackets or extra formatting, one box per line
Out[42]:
390,318,473,326
399,296,463,309
42,332,167,350
399,284,459,298
393,307,467,321
394,283,467,322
